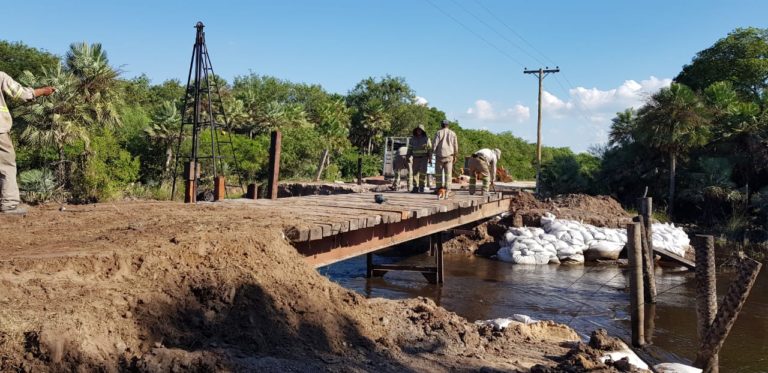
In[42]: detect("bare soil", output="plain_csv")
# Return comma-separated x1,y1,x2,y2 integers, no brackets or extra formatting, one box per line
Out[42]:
0,202,621,372
507,192,631,229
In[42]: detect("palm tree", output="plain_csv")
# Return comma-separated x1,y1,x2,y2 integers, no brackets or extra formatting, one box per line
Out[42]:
145,101,181,178
608,108,637,147
636,83,711,216
361,102,391,154
16,43,122,189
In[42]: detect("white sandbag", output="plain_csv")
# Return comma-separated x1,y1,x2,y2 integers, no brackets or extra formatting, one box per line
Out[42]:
504,231,516,243
585,240,624,260
602,350,649,371
511,314,538,324
541,234,558,243
496,247,512,262
512,252,538,265
559,254,585,263
654,363,702,373
558,247,582,256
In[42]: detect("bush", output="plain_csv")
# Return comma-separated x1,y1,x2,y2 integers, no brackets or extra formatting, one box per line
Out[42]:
539,152,603,196
336,149,380,180
70,131,141,202
18,169,55,204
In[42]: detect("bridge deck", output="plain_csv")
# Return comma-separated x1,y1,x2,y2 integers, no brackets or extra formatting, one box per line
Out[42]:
228,191,512,267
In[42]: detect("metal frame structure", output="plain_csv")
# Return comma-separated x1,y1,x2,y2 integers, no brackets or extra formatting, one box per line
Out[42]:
171,21,242,203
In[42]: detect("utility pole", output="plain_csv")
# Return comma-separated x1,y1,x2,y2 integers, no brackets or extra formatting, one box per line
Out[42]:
524,66,559,195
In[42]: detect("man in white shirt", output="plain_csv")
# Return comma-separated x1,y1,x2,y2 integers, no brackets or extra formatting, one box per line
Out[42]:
467,148,501,195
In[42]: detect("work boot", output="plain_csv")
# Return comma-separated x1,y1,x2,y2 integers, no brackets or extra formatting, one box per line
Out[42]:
411,187,419,193
0,205,27,215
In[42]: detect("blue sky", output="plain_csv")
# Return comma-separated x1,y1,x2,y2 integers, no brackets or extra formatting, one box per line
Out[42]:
4,0,766,152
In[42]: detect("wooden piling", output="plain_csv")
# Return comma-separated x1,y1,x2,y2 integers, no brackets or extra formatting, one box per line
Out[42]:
633,215,658,304
213,176,225,201
246,183,258,199
183,161,198,203
267,130,281,200
693,234,718,373
627,222,645,347
695,258,762,372
357,156,363,185
315,149,329,182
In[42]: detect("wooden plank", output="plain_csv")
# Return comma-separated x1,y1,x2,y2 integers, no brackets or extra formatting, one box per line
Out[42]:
655,247,695,270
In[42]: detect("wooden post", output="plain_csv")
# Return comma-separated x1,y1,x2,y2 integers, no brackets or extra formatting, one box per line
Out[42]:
267,130,281,200
695,258,762,372
357,156,363,185
246,183,258,199
184,161,198,203
634,215,658,303
366,253,373,278
315,149,329,182
627,222,645,347
436,232,444,284
213,176,225,201
693,234,718,373
641,197,654,271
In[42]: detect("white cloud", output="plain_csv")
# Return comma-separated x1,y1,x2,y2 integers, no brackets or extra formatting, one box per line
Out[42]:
414,96,429,106
567,76,673,112
465,99,530,123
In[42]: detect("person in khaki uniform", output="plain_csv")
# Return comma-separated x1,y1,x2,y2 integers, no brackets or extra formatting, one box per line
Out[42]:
432,119,458,191
467,148,501,195
0,71,56,214
390,145,412,191
407,125,432,193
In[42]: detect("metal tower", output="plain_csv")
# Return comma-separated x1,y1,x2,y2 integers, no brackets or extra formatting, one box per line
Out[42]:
171,21,241,203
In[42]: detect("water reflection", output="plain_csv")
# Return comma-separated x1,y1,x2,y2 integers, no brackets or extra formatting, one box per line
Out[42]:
320,252,768,372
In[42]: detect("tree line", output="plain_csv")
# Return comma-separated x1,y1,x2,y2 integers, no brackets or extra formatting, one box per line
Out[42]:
0,40,577,203
539,27,768,243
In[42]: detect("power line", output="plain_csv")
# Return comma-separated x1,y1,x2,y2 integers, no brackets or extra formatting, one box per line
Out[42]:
471,0,558,67
448,0,545,66
422,0,527,68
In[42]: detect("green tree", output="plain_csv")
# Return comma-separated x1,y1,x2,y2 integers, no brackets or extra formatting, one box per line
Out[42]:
347,76,413,152
676,27,768,101
145,101,181,178
0,40,59,78
635,83,711,216
16,42,123,196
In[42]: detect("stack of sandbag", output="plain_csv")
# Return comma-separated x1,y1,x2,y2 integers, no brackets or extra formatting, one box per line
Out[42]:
650,222,689,257
496,213,690,265
496,226,561,264
497,213,627,264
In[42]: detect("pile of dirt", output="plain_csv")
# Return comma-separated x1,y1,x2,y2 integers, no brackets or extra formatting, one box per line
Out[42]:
441,222,507,255
505,192,631,229
0,202,593,372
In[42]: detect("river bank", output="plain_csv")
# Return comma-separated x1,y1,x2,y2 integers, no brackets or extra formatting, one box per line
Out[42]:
323,252,768,372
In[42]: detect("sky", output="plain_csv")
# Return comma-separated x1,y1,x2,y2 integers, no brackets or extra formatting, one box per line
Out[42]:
3,0,767,152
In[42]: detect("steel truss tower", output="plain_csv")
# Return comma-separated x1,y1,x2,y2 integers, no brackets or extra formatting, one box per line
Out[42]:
171,21,241,203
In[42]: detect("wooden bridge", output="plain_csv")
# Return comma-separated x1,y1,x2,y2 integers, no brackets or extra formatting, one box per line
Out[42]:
230,190,513,280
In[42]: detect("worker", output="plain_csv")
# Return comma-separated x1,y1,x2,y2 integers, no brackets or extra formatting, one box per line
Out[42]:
432,119,458,192
467,148,501,195
390,145,412,191
408,125,432,193
0,71,56,215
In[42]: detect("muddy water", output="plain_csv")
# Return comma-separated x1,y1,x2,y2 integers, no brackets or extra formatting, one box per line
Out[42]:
321,253,768,372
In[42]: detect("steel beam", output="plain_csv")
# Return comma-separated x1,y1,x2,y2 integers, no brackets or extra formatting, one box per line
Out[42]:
298,199,510,267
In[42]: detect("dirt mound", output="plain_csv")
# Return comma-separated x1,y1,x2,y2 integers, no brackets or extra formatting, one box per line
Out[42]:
0,202,585,372
505,192,631,229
